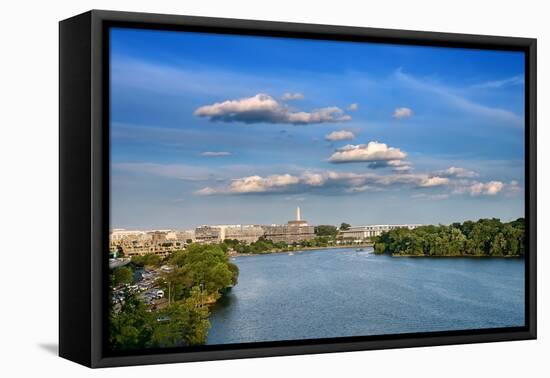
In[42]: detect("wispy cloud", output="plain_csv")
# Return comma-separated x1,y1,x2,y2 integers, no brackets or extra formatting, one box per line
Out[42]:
200,151,232,157
435,166,478,178
395,69,523,127
348,103,359,111
281,92,305,101
471,75,524,89
411,193,450,200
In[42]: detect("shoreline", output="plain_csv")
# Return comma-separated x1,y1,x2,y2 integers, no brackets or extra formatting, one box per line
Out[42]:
227,245,523,259
229,244,373,257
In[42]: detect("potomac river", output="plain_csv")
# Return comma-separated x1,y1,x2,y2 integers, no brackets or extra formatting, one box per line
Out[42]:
207,247,524,345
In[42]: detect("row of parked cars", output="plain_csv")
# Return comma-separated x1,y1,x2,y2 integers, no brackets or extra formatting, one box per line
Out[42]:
111,268,164,306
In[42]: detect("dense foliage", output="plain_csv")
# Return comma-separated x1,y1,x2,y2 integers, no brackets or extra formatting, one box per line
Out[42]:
109,290,210,350
163,244,239,300
112,266,133,286
131,253,162,267
374,218,525,257
315,225,338,237
222,237,288,254
109,243,239,351
222,236,338,254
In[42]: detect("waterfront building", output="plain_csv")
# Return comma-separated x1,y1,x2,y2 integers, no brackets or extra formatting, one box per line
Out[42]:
263,207,315,244
195,224,265,244
222,225,266,243
339,224,422,240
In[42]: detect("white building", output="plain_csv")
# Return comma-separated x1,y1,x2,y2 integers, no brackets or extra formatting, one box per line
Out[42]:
110,229,148,241
339,224,422,240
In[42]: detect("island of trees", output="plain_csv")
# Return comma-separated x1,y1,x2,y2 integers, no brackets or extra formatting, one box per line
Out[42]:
109,243,238,351
374,218,525,257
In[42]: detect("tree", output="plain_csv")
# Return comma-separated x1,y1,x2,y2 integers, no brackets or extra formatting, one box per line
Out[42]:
132,253,161,267
315,225,338,237
110,242,240,351
110,294,154,350
373,242,386,255
372,218,525,257
167,244,236,294
490,233,507,256
340,222,351,231
151,290,210,347
113,266,133,286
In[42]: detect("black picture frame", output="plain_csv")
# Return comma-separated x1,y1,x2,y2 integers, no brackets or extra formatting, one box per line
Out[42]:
59,9,537,368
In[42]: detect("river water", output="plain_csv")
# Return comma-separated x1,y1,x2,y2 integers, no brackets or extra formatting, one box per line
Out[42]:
207,247,524,345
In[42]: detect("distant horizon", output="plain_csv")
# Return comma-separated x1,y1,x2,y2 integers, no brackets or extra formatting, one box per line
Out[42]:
110,28,525,230
110,209,524,232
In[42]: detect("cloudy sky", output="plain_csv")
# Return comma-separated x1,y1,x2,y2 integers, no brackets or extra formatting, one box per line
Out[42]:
110,28,525,229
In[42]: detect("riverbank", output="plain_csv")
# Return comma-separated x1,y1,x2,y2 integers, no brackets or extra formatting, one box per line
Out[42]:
229,243,373,257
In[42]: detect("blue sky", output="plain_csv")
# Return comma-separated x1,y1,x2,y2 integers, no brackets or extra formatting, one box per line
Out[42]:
110,27,525,229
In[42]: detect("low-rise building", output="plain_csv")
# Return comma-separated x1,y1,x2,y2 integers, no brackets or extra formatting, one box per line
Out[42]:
263,207,315,244
195,226,222,244
175,230,196,242
222,225,266,244
339,224,422,240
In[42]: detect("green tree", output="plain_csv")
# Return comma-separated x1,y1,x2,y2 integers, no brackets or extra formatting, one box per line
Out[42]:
110,294,154,350
151,289,210,347
340,222,351,231
113,266,133,286
373,218,525,257
490,233,507,256
315,225,338,237
132,253,162,268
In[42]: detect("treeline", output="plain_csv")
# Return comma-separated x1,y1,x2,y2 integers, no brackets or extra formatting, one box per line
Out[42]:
109,244,238,351
221,236,337,254
374,218,525,257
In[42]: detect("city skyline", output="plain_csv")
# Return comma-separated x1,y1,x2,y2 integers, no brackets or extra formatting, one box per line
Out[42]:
110,28,525,229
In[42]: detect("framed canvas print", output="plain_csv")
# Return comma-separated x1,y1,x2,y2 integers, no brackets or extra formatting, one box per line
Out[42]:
59,10,537,368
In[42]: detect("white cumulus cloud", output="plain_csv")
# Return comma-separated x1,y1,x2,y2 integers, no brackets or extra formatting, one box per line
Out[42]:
453,181,505,196
468,181,504,196
348,103,359,111
196,174,301,195
393,107,413,119
194,93,352,125
195,169,454,196
325,130,356,142
328,141,407,163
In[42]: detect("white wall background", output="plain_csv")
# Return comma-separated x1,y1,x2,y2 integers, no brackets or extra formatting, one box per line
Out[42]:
0,0,546,376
